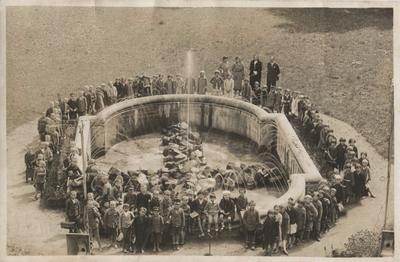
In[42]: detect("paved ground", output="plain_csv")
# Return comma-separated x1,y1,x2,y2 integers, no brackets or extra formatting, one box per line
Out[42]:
6,113,389,256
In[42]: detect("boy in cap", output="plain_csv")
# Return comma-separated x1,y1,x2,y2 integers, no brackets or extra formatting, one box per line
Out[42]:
168,199,185,250
219,191,236,231
205,192,220,233
242,200,259,250
104,201,120,248
119,203,134,253
263,209,279,256
191,191,208,237
151,207,164,252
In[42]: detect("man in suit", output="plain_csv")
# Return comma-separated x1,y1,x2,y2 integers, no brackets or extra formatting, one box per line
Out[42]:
266,56,280,92
249,55,262,88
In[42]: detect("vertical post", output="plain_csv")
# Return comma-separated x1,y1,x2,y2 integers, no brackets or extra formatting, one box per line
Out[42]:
79,119,87,200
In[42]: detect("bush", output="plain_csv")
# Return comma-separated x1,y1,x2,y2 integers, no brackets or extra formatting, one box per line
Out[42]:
332,230,382,257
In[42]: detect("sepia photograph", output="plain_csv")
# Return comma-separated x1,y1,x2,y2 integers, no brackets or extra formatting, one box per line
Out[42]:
2,1,396,260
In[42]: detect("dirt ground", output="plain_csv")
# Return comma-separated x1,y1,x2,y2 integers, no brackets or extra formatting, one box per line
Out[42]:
6,7,393,156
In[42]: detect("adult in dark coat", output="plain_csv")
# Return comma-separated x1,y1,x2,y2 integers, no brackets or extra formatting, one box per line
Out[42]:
266,56,280,92
67,93,79,120
249,55,262,88
136,186,152,211
77,91,87,117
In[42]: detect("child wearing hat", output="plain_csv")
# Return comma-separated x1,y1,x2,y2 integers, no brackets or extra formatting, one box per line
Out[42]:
243,200,259,250
191,191,208,237
151,207,164,252
219,191,236,231
168,199,185,250
263,209,279,256
104,201,120,248
119,203,134,253
205,192,220,233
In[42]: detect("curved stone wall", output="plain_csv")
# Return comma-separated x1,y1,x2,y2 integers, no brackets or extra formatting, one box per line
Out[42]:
78,94,321,216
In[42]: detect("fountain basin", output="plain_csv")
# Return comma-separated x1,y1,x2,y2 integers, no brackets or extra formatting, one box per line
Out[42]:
75,95,322,216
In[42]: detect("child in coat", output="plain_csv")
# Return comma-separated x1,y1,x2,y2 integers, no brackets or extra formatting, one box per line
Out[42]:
119,203,134,253
168,199,185,250
242,201,259,250
104,201,120,248
219,191,236,231
151,207,164,252
263,209,279,256
205,193,220,233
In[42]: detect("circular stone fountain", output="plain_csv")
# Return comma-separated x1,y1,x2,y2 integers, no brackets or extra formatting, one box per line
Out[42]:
75,94,322,217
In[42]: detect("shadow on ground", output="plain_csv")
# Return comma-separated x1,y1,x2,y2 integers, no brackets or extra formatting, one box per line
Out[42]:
270,8,393,33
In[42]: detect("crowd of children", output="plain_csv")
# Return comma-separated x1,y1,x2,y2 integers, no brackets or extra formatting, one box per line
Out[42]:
25,56,376,256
